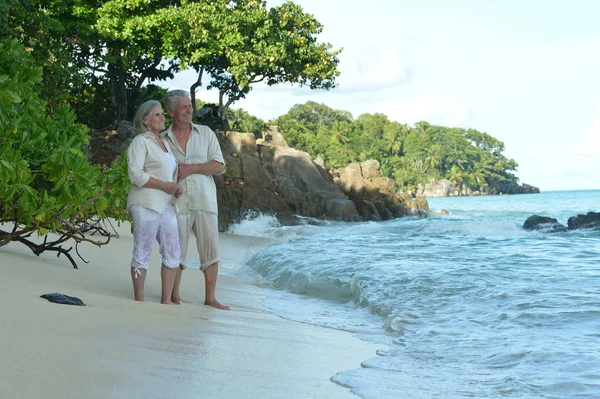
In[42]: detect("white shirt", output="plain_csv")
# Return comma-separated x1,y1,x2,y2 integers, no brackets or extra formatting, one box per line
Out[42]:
126,131,178,213
162,124,225,215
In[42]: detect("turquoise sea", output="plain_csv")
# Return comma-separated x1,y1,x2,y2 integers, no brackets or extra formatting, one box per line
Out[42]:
225,190,600,399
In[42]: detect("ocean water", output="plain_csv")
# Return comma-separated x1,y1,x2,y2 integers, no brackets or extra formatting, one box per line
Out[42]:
225,190,600,399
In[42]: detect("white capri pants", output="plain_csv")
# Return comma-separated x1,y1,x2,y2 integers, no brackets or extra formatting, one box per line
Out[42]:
129,202,181,274
177,211,220,271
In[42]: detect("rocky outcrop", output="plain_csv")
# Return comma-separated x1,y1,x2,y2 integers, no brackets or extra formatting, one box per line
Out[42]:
523,215,567,232
217,132,361,229
497,182,540,195
567,211,600,230
332,160,429,221
420,179,457,197
523,211,600,232
217,131,428,229
417,178,540,197
257,125,288,147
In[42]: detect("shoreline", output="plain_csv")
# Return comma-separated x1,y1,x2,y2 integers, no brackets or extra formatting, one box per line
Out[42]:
0,222,379,399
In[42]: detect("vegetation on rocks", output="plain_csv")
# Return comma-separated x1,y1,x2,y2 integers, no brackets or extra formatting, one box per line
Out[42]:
275,101,522,193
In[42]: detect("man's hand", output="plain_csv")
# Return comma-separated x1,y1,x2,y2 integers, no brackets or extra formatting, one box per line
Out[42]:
177,163,194,182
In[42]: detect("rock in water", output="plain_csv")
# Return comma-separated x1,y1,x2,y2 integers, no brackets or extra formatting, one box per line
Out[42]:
522,215,567,232
40,293,86,306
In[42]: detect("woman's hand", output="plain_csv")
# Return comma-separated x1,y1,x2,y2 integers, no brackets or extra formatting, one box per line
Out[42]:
174,184,184,199
162,181,184,196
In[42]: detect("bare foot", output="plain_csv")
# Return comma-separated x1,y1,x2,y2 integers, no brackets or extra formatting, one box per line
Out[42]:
161,299,177,305
205,300,230,311
171,295,182,305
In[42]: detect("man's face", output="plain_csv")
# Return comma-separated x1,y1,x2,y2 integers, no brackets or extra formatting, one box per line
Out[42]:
169,96,193,125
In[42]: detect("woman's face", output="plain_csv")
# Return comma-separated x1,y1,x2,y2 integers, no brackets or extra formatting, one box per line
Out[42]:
143,105,166,134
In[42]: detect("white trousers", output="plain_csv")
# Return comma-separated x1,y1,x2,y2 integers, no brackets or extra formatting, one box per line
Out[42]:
129,202,181,272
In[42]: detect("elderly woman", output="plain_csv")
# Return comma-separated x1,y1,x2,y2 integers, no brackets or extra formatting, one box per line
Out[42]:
127,100,183,304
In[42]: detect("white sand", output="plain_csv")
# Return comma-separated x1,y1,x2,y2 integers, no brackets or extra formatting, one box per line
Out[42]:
0,222,379,399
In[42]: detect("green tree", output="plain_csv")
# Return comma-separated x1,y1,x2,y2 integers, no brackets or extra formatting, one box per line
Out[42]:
425,144,443,172
0,39,129,268
162,1,341,125
3,0,96,115
228,108,265,135
448,165,465,186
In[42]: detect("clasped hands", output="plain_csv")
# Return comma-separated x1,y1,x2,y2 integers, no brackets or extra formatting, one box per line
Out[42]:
163,182,184,198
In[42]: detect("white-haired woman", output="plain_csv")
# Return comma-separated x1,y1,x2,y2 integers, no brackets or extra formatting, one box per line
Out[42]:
127,100,183,304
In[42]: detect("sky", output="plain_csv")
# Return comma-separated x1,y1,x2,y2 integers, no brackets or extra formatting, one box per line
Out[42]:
164,0,600,192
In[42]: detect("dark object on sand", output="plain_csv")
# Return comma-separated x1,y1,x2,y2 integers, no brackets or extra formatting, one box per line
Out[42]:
40,293,86,306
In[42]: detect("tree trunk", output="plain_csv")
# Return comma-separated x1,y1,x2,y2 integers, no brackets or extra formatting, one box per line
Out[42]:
218,90,230,131
107,48,129,123
190,67,205,115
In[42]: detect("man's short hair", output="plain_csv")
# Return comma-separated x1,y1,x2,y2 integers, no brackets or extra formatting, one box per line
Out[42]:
165,89,190,111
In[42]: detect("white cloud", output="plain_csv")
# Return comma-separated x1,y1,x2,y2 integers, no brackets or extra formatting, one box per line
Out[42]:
334,47,412,93
377,93,472,127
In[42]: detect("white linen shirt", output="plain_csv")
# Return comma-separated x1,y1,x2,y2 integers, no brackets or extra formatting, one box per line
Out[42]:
126,131,178,213
162,124,225,215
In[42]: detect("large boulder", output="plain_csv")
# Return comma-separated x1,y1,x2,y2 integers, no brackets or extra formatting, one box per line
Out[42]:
225,131,258,155
257,124,288,147
217,139,362,225
333,161,429,221
116,120,135,140
567,212,600,230
523,215,567,232
421,179,457,197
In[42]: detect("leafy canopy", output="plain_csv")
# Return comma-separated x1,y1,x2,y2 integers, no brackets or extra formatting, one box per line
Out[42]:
0,38,129,267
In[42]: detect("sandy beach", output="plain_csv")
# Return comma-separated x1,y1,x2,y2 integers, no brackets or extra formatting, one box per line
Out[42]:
0,222,379,399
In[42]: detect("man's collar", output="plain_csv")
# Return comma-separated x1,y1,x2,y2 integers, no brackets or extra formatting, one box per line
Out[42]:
162,123,196,137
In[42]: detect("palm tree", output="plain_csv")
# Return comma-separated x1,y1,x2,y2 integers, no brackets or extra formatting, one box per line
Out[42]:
384,129,403,155
330,121,350,144
425,145,443,171
411,158,428,173
448,165,464,186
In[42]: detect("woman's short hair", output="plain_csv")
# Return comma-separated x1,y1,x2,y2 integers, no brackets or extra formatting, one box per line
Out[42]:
165,89,190,112
133,100,162,133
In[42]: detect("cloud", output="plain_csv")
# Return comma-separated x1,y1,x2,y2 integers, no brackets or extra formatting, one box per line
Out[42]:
244,47,413,97
333,47,413,93
377,93,472,127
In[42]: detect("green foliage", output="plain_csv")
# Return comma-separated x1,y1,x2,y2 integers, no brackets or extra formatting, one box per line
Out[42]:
228,108,265,135
3,0,95,115
161,1,341,119
0,39,129,266
3,0,340,128
275,101,520,192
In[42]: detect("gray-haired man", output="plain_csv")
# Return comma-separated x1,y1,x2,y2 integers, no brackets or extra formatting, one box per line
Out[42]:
162,90,229,310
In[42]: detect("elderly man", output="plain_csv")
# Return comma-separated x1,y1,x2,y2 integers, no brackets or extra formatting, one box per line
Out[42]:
162,90,229,310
